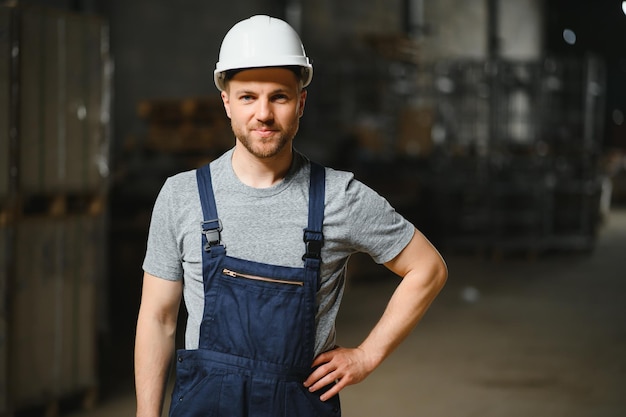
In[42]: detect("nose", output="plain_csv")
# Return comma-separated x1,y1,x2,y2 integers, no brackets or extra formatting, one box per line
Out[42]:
255,98,273,123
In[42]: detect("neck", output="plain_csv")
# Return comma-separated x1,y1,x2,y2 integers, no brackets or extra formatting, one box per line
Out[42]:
231,145,293,188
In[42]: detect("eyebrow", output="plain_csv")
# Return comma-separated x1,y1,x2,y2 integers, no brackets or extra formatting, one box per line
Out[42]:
233,88,293,96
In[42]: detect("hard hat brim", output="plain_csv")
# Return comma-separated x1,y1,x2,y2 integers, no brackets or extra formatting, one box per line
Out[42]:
214,64,313,91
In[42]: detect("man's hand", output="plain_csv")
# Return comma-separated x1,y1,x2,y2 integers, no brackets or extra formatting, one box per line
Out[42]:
303,228,447,403
303,346,378,401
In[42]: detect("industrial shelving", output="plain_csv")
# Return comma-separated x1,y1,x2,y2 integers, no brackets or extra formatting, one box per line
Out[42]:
1,5,111,415
430,56,606,255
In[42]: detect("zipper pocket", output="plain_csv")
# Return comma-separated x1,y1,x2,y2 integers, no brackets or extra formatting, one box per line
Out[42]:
222,268,304,287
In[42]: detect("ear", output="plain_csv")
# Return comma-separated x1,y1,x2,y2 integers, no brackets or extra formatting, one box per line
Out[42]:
221,90,232,119
298,89,307,118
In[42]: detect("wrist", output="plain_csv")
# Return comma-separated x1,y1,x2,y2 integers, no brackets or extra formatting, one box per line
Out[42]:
356,344,385,372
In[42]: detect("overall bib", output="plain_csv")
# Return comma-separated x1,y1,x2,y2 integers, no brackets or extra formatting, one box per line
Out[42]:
169,162,341,417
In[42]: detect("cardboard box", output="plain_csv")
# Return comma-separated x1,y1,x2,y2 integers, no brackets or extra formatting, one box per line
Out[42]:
396,107,435,157
17,7,109,194
12,218,60,404
19,8,56,192
58,215,100,391
139,97,233,153
11,215,101,409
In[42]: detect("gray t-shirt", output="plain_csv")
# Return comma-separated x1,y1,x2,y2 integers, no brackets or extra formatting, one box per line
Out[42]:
143,148,415,356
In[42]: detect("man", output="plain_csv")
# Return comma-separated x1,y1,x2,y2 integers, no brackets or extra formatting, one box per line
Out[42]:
135,15,447,417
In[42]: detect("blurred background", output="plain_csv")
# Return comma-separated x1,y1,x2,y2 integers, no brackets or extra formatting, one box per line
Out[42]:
1,0,626,416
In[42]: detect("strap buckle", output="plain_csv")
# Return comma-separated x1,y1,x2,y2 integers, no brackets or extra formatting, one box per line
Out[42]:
201,219,223,252
304,240,322,260
303,229,323,260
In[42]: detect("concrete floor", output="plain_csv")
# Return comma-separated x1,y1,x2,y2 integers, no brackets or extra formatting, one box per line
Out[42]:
65,209,626,417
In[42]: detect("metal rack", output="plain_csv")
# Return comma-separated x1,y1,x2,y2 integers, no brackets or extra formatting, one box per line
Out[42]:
430,56,605,255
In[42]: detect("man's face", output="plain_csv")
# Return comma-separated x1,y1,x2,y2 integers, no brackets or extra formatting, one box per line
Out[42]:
221,67,307,159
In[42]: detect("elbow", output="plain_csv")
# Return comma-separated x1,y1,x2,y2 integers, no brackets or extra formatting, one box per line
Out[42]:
157,314,179,340
435,259,448,290
157,311,180,340
136,305,180,341
429,255,448,294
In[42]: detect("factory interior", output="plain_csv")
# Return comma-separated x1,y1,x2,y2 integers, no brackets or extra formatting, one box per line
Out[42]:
1,0,626,416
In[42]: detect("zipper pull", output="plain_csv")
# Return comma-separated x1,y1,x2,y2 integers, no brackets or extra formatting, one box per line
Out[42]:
222,268,237,277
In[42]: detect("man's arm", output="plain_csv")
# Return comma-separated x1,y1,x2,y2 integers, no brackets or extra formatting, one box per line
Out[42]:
135,272,183,417
304,228,447,401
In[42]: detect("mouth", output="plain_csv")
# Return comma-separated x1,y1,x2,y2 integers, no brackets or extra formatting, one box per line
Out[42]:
253,128,277,139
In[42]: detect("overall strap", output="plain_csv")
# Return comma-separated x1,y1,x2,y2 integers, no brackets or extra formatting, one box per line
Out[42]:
196,164,225,255
303,162,325,276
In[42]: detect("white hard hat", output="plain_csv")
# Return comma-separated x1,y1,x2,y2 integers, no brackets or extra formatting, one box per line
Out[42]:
214,15,313,91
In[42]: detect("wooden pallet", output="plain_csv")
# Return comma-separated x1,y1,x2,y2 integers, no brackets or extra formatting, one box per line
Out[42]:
137,96,225,125
17,193,105,218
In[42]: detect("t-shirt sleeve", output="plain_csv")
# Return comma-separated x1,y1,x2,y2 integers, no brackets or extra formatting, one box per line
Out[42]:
142,177,184,281
345,177,415,264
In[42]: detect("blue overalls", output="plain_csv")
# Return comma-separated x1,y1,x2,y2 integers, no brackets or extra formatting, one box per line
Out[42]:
168,162,341,417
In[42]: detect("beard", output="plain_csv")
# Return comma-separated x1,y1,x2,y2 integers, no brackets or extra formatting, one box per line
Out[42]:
232,120,299,159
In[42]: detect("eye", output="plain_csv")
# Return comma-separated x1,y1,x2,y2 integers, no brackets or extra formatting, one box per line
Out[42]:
237,91,256,103
272,94,289,103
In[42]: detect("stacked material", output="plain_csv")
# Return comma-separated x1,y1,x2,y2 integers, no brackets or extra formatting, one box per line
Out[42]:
0,4,111,415
137,96,231,153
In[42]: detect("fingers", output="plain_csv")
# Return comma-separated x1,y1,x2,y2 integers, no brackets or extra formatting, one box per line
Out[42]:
303,358,335,391
319,378,345,401
303,347,371,401
311,350,333,367
305,370,341,400
304,362,347,401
